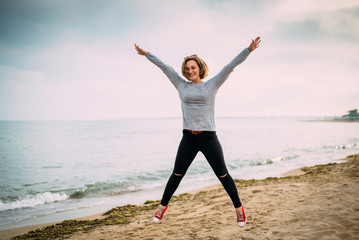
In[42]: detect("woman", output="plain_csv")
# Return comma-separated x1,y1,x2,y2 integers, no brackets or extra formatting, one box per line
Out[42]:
134,37,261,227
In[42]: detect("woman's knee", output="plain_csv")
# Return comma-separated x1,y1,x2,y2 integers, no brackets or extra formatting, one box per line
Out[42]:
219,173,228,178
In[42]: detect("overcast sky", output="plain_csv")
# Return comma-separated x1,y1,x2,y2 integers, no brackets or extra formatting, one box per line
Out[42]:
0,0,358,120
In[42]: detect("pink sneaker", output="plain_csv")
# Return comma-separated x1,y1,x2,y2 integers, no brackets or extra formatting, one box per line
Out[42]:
153,205,168,223
237,205,246,227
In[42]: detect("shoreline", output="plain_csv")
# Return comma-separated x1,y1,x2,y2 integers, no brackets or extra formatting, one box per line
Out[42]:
1,153,358,240
0,165,306,238
306,119,359,122
0,161,311,232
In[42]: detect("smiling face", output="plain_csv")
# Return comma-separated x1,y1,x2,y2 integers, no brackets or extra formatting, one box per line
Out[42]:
184,60,201,83
181,55,209,82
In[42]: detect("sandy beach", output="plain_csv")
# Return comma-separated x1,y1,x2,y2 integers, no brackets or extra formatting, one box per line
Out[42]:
1,154,358,240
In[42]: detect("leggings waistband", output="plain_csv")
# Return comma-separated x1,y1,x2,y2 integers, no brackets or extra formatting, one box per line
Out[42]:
183,129,216,135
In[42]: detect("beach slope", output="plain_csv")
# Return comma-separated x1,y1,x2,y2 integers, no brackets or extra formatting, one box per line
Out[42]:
3,154,359,240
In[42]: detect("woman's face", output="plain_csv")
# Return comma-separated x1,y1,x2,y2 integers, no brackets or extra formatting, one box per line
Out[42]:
184,60,201,83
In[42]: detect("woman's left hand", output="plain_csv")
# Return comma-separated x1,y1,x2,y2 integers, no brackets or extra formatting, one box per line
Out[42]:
134,44,148,56
249,37,261,52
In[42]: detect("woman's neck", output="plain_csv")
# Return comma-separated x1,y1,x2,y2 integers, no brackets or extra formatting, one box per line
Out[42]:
191,79,202,84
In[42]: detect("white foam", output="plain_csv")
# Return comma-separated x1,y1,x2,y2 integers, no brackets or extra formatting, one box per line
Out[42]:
0,192,69,211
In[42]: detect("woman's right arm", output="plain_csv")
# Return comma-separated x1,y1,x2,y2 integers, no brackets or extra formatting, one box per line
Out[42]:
134,44,184,89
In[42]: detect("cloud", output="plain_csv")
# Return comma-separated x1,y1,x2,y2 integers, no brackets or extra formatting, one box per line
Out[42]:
0,0,358,120
273,19,324,42
270,0,359,20
0,0,141,48
321,7,359,42
270,1,359,43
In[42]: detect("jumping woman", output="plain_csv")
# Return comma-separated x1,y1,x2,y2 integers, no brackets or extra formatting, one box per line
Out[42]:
134,36,261,227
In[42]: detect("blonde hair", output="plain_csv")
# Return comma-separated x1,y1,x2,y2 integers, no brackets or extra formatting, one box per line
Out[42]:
181,55,209,80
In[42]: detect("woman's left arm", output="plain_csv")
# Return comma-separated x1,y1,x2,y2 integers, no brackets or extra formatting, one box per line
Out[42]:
135,44,148,55
212,36,261,88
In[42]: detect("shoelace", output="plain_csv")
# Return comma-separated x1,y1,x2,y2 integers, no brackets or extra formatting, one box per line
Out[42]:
155,208,164,218
237,210,245,221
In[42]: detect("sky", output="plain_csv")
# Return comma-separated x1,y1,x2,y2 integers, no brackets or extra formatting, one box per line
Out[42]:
0,0,358,120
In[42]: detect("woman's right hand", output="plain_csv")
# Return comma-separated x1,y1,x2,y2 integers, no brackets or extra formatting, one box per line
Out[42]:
134,44,148,56
249,37,261,52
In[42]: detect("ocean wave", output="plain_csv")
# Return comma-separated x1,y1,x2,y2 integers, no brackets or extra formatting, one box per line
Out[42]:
0,179,145,212
69,180,141,199
322,141,358,151
0,192,68,212
335,142,357,150
42,166,63,169
249,155,297,166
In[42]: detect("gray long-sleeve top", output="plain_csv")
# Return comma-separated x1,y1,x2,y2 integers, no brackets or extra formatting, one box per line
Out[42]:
145,48,251,131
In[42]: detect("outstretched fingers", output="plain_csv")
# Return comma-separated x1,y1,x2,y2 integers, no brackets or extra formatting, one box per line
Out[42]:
249,36,261,51
254,36,261,46
134,43,148,56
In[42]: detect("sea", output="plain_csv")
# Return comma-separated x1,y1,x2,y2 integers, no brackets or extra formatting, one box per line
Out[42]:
1,117,358,230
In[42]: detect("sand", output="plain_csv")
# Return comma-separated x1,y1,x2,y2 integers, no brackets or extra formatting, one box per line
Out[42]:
2,154,358,240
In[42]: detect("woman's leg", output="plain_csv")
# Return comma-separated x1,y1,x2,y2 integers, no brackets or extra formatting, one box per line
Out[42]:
200,133,242,208
160,132,198,206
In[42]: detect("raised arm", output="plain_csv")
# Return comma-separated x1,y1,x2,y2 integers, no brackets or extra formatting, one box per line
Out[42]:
135,44,148,56
248,37,261,52
134,43,184,89
211,36,261,88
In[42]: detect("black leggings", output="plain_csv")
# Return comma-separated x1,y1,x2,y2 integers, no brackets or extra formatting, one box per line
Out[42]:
160,130,242,208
